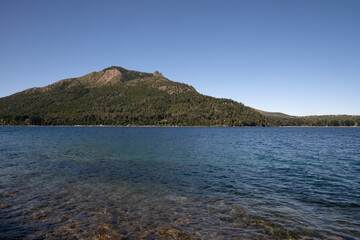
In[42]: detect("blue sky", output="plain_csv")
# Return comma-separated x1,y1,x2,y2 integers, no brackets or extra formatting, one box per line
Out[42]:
0,0,359,116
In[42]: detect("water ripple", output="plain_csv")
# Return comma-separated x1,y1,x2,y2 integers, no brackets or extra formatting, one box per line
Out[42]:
0,127,359,239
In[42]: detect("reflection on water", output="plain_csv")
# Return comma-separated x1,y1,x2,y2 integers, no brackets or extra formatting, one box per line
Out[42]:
0,127,359,239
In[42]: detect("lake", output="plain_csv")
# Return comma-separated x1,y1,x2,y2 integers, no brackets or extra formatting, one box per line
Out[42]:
0,127,359,239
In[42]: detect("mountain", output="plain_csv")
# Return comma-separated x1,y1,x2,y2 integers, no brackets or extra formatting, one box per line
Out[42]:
1,66,359,127
0,66,268,126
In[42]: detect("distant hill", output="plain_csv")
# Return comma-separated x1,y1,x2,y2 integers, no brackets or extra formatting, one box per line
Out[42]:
0,66,359,127
252,109,360,126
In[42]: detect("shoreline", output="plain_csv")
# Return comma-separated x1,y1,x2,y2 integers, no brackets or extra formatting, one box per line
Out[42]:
0,125,359,128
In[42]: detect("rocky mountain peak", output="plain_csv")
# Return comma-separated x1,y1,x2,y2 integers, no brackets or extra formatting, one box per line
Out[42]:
97,68,122,84
153,71,164,78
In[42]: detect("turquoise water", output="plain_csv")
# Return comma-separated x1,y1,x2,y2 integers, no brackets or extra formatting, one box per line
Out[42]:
0,127,359,239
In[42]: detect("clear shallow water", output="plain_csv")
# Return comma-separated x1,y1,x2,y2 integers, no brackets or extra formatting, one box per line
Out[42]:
0,127,359,239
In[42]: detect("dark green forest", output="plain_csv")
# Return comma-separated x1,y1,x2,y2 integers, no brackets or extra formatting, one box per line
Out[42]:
265,115,360,127
0,66,359,127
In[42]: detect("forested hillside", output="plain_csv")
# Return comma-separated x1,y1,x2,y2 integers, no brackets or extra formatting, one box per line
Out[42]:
0,67,267,126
